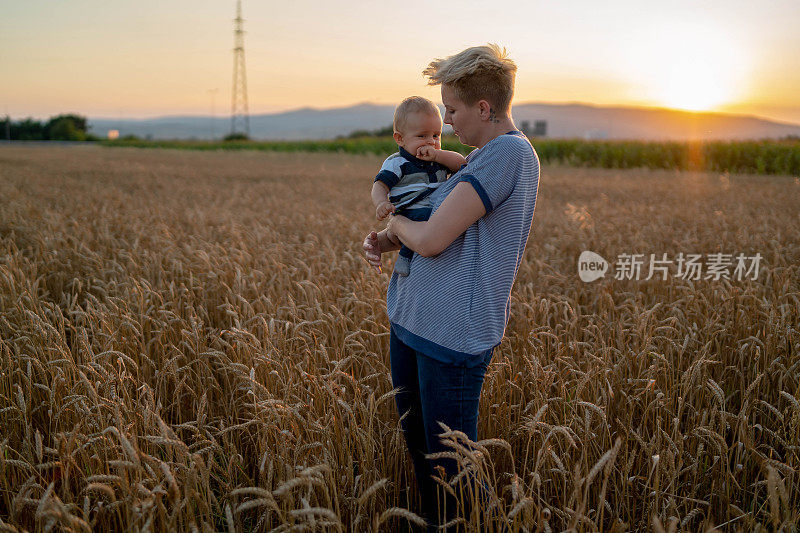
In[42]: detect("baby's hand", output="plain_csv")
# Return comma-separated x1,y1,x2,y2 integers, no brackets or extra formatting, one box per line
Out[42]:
416,146,438,161
376,201,395,220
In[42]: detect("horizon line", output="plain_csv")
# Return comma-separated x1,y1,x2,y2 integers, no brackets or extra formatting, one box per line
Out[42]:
10,101,800,128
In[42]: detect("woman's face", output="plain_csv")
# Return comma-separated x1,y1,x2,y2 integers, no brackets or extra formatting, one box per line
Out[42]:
442,85,481,146
441,84,481,147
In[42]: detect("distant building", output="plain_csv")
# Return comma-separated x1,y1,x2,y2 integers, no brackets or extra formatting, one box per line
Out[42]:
107,129,119,140
521,120,548,138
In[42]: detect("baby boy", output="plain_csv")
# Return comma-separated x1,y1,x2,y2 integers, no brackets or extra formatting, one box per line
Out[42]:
371,96,466,276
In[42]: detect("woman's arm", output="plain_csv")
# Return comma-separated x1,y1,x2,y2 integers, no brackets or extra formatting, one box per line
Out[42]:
387,182,486,258
363,229,402,273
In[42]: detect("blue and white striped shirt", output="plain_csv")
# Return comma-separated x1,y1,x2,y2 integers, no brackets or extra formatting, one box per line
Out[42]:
387,131,539,366
374,147,450,211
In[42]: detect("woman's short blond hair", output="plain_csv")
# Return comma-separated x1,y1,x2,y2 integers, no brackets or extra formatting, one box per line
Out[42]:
423,44,517,114
393,96,441,133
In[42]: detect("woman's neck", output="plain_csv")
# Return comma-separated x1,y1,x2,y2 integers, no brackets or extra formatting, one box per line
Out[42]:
475,117,517,149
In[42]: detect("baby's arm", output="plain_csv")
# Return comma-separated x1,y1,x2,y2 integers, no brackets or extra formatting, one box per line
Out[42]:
416,146,467,173
371,181,395,220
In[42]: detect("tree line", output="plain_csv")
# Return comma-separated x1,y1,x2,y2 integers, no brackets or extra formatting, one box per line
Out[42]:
1,114,97,141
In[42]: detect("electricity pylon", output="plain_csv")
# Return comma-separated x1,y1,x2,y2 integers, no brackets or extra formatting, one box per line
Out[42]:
230,0,249,137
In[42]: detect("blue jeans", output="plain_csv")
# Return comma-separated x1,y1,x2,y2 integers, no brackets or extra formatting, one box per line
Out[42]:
390,326,493,530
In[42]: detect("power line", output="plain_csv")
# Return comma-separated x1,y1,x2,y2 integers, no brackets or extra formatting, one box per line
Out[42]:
230,0,249,137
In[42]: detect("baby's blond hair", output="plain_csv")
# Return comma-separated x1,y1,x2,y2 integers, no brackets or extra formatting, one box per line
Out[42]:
393,96,441,133
423,44,517,114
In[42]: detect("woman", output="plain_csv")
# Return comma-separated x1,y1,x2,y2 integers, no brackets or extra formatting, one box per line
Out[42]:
363,44,540,529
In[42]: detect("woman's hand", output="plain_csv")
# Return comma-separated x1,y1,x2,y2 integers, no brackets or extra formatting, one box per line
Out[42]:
363,229,404,273
363,231,383,272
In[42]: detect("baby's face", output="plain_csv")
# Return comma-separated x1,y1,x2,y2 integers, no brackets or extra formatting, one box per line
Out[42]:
397,111,442,157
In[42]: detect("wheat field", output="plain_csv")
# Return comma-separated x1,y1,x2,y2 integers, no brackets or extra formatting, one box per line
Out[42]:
0,144,798,532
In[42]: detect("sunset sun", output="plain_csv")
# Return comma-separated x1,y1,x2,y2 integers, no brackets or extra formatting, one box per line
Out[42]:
660,59,730,112
627,22,746,113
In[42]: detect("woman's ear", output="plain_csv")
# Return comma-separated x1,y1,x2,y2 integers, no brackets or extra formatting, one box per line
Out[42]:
477,100,492,121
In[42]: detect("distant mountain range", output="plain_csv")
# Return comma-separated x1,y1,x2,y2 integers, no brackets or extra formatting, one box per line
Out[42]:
88,102,800,142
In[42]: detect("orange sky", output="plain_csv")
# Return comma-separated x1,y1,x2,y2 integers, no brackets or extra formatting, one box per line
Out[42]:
3,1,799,124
